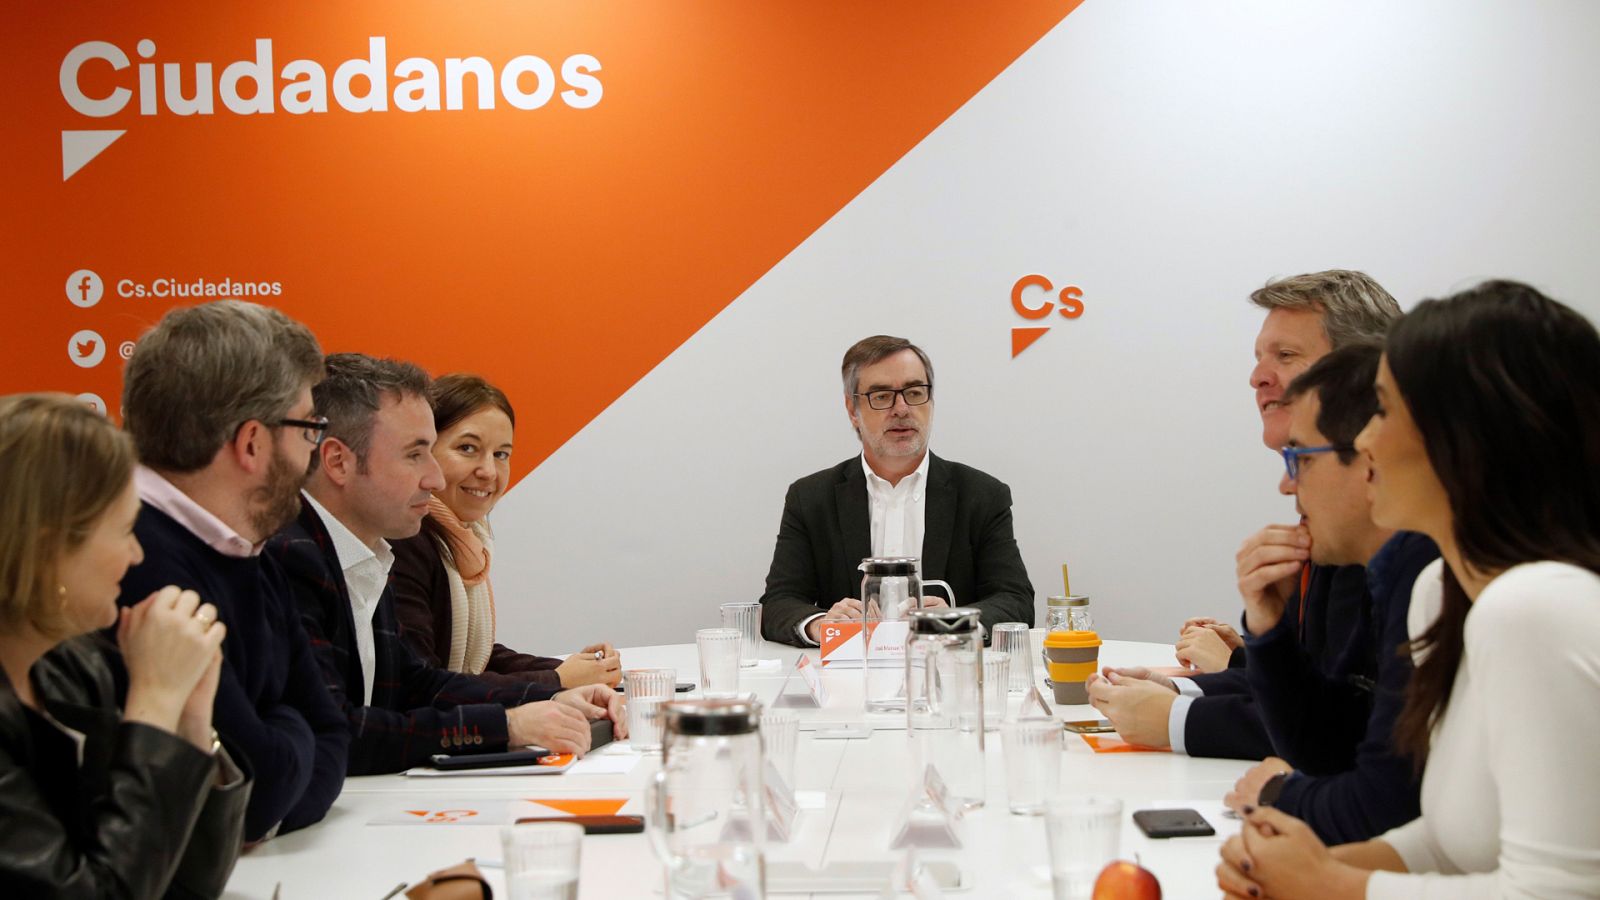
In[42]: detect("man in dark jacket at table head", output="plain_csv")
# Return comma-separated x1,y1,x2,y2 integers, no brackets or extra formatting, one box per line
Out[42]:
262,353,624,774
758,335,1035,647
117,300,350,843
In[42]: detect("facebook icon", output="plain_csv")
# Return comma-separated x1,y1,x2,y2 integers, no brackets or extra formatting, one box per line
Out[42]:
66,269,103,308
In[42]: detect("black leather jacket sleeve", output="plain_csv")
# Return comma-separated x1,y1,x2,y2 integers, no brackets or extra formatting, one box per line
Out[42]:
0,637,250,899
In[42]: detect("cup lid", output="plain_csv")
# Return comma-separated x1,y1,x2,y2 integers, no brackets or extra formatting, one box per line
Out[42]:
1043,629,1101,648
1046,594,1090,607
661,698,762,736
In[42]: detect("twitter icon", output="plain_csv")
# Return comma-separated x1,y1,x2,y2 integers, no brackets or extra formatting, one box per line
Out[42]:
68,329,106,368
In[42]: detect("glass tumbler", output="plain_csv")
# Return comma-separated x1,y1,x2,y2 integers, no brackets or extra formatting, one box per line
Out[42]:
696,628,742,697
719,602,763,667
623,668,676,751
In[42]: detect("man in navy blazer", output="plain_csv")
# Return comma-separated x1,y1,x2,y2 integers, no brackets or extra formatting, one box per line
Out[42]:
758,335,1035,646
263,354,624,774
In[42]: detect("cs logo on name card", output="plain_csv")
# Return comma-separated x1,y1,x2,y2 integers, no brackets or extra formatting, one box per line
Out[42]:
1010,274,1086,358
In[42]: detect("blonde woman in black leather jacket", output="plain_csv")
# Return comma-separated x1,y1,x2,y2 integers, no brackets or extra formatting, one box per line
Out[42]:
0,394,249,898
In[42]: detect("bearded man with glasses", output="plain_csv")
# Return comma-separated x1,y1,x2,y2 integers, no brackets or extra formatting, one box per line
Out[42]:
757,335,1035,647
117,301,351,844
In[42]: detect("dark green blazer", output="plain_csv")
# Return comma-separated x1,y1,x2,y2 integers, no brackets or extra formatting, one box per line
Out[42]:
758,453,1036,645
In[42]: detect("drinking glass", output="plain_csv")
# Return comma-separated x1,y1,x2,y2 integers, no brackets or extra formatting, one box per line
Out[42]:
1044,795,1123,900
982,651,1010,730
1001,718,1061,814
719,602,763,667
991,623,1032,693
696,627,742,697
1029,627,1050,690
501,821,583,900
760,708,800,789
623,668,675,751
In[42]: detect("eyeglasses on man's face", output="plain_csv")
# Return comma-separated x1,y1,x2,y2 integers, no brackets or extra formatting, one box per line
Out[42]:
276,415,330,448
1279,443,1352,481
854,384,932,411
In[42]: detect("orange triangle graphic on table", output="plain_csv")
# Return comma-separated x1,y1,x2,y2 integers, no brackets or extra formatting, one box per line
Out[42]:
527,798,629,816
3,1,1087,482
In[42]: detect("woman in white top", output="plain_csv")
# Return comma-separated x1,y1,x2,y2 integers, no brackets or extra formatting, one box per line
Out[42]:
1216,280,1600,899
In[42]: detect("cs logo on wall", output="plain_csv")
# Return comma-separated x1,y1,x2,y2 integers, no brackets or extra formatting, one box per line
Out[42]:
1010,274,1084,358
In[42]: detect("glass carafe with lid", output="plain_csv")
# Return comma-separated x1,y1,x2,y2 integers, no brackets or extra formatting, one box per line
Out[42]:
861,557,955,713
647,699,766,900
905,607,986,810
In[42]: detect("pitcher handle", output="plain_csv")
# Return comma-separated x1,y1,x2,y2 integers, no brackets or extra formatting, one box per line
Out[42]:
921,579,956,608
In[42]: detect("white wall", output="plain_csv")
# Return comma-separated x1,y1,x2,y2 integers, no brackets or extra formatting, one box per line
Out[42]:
491,0,1600,654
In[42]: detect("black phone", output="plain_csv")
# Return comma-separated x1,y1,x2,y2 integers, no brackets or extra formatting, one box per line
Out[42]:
516,814,644,834
430,748,551,770
1132,808,1215,839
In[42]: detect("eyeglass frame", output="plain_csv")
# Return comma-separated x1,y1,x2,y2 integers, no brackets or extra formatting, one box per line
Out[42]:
275,416,330,448
852,384,933,411
1279,443,1353,481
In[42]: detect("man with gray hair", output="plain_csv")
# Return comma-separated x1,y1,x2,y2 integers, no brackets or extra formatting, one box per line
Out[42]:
1248,269,1400,451
117,301,351,842
758,335,1035,646
1092,271,1404,762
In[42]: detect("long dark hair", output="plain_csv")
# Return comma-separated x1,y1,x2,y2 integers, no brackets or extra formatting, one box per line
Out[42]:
1389,280,1600,762
419,374,517,552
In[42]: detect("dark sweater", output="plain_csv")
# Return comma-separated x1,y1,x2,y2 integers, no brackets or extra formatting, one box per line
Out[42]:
263,503,559,774
389,531,564,688
1247,531,1439,843
118,504,349,842
1181,563,1370,760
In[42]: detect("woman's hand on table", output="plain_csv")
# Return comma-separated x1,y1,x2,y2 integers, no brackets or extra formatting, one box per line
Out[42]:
1217,806,1370,900
557,644,623,688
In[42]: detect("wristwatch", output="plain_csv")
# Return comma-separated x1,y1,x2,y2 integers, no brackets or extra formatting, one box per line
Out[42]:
1258,771,1291,808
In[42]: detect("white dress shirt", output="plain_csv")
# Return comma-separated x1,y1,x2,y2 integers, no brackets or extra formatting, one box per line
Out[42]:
798,451,932,644
303,493,394,706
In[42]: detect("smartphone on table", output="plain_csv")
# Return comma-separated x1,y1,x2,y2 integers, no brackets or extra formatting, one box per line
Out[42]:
1132,808,1215,838
1062,719,1117,734
516,814,644,834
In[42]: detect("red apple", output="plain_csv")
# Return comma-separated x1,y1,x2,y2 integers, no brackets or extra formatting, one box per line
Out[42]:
1093,859,1161,900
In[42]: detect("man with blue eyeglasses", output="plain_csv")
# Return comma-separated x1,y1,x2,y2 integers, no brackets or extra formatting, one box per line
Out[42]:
1088,273,1404,763
1221,344,1438,842
1093,344,1437,843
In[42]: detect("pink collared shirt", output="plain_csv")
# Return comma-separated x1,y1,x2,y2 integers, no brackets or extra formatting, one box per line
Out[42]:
134,465,261,558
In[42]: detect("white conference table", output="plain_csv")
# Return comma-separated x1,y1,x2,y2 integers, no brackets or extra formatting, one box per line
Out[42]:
225,639,1250,899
